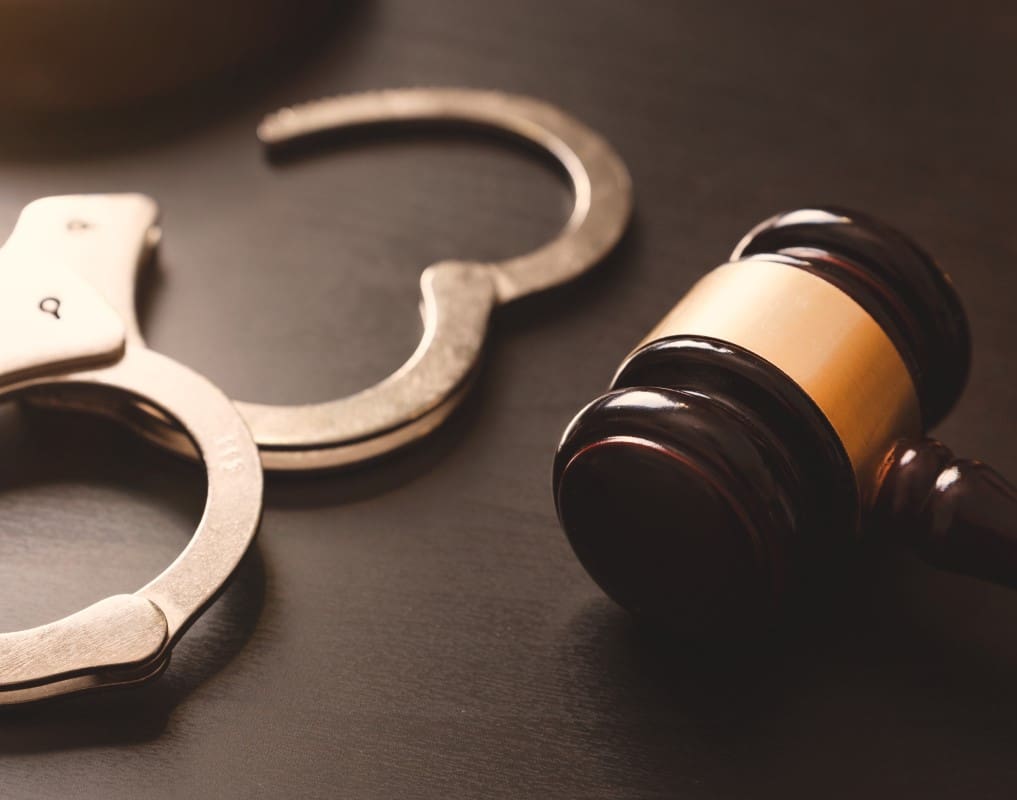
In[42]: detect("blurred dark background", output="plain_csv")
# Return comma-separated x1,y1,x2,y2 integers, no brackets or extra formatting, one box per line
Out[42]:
1,1,1016,798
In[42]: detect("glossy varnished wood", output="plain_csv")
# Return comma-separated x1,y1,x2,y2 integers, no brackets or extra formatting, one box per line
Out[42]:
1,2,1017,799
554,335,858,636
553,206,976,636
876,439,1017,588
734,208,971,426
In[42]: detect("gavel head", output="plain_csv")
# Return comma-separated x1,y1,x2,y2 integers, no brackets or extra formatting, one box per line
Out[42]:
552,208,971,636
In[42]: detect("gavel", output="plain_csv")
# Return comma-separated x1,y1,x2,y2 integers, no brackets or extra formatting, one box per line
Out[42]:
553,208,1017,636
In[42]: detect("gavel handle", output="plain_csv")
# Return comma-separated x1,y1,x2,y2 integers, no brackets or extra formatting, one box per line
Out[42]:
875,438,1017,588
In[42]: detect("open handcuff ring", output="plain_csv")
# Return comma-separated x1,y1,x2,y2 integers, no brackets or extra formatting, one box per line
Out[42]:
123,87,634,470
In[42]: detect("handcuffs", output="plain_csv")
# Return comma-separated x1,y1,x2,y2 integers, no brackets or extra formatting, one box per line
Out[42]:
0,195,263,705
0,88,632,704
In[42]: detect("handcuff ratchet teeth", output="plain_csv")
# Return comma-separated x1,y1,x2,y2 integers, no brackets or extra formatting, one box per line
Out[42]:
0,194,263,705
119,88,634,470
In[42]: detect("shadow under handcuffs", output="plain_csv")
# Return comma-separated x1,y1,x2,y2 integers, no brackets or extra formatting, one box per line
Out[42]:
0,550,266,752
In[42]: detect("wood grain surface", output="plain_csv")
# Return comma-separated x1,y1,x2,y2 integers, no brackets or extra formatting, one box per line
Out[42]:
1,1,1016,797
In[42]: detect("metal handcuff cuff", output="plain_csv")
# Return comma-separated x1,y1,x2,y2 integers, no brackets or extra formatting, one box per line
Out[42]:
127,88,633,470
0,195,263,705
0,89,632,704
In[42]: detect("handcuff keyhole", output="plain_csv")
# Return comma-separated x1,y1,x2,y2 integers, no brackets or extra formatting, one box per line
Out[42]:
39,297,61,319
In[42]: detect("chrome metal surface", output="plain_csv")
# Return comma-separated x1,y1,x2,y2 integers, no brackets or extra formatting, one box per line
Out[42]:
126,88,633,470
0,195,263,704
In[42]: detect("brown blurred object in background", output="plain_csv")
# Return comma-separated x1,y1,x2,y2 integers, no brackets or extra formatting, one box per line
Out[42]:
0,0,335,111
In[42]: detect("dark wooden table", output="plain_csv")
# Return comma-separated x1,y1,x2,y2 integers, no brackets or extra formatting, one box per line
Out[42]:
1,2,1016,797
